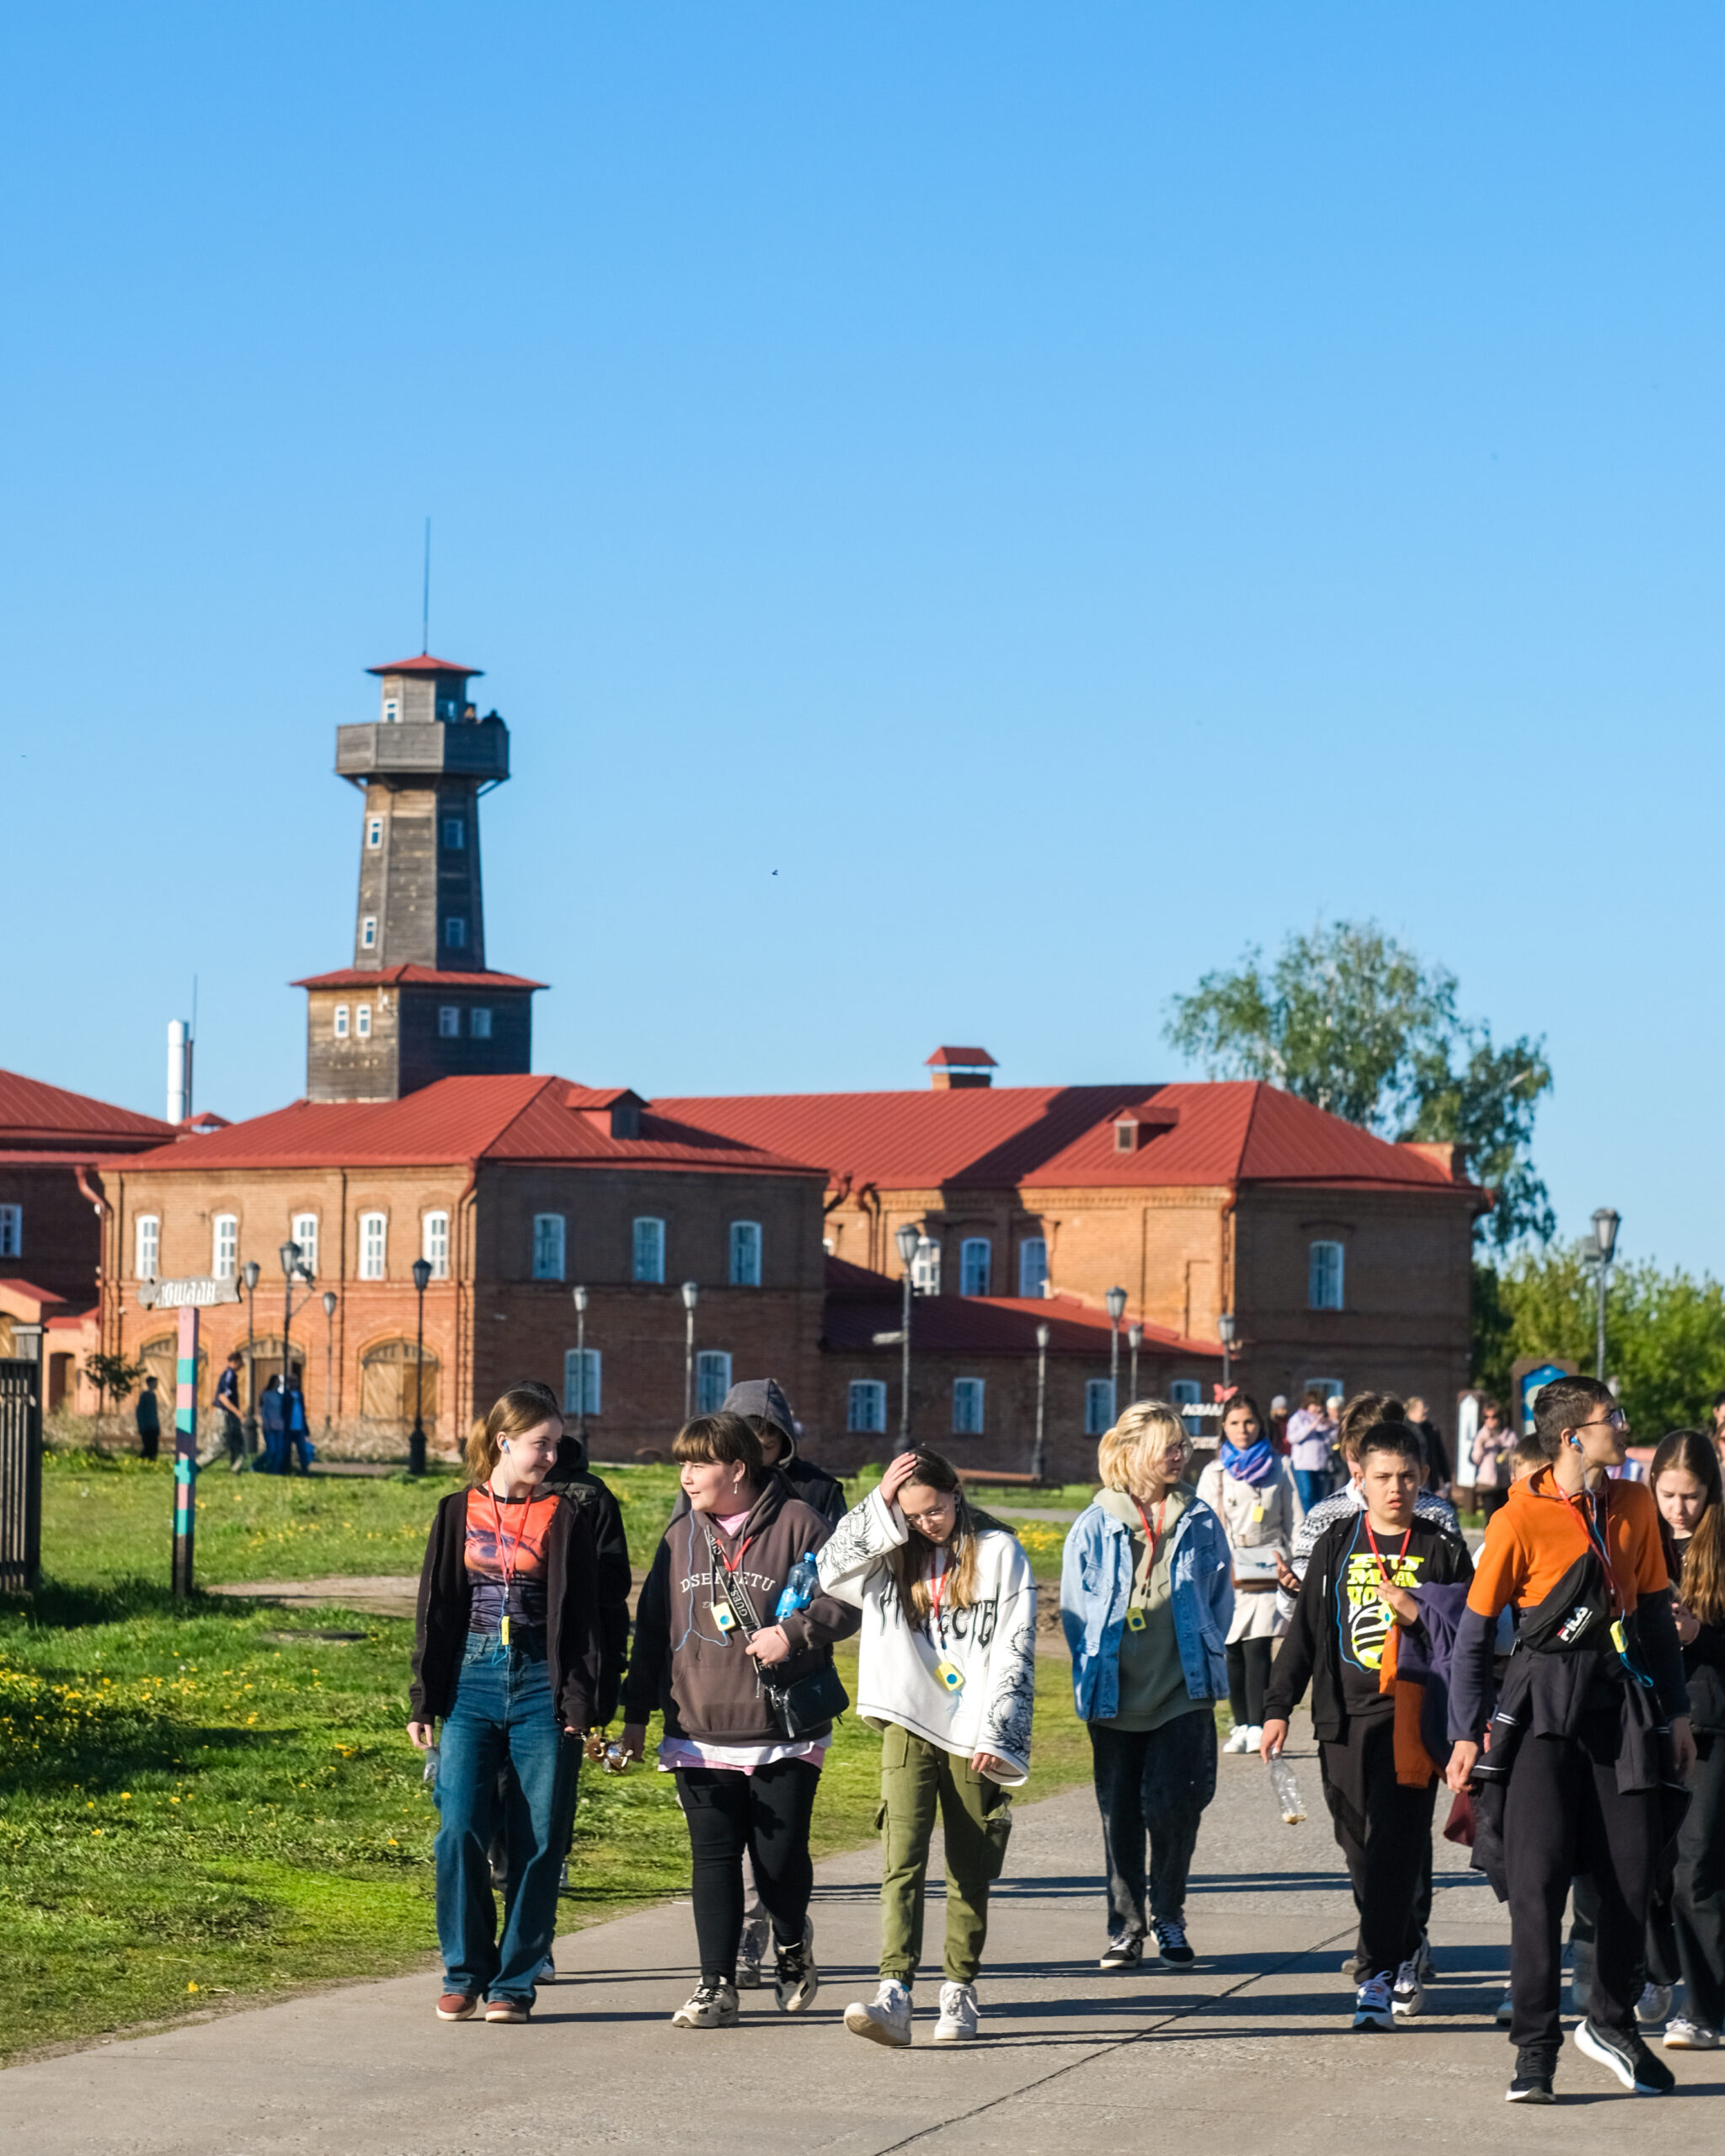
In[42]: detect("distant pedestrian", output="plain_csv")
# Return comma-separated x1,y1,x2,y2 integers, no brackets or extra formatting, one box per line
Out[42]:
408,1384,603,2023
1061,1401,1232,1973
1403,1395,1452,1496
258,1375,285,1475
1470,1398,1515,1518
284,1369,312,1476
135,1375,162,1462
1197,1395,1303,1757
1286,1389,1338,1513
1268,1395,1291,1456
821,1448,1037,2047
215,1352,246,1471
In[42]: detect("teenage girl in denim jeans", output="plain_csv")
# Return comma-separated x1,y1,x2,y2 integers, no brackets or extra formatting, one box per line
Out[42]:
408,1385,603,2023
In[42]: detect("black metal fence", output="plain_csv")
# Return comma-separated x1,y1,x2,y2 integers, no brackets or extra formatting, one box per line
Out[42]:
0,1356,43,1591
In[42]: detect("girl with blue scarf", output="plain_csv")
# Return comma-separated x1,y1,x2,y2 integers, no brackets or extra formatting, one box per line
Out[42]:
1197,1395,1306,1754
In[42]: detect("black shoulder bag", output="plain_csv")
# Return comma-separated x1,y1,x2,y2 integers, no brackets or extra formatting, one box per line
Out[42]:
704,1523,849,1741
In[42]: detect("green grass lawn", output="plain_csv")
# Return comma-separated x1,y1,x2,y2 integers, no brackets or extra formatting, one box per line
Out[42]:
0,1452,1102,2063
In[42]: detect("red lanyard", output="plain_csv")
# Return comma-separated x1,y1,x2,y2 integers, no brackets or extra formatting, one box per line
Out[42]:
1133,1497,1170,1569
711,1528,755,1578
1558,1479,1621,1613
489,1491,535,1601
1362,1517,1412,1590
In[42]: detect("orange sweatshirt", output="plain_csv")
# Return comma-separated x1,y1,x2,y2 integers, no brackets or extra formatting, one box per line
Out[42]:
1466,1464,1667,1622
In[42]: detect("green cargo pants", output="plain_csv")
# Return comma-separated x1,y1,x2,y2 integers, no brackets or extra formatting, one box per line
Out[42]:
878,1721,1013,1985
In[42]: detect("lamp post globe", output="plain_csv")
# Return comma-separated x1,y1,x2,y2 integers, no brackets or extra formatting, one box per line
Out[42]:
1589,1208,1620,1380
409,1257,432,1477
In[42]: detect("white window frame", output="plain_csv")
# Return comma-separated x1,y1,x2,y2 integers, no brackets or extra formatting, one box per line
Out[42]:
443,815,466,850
1017,1237,1048,1299
1085,1378,1116,1436
438,1005,460,1038
1309,1240,1345,1311
0,1203,20,1260
211,1213,238,1281
291,1213,318,1278
382,696,400,723
696,1350,733,1416
334,1003,350,1038
359,1211,387,1280
532,1213,566,1282
729,1220,762,1288
959,1236,991,1298
847,1380,887,1433
470,1007,491,1039
633,1217,665,1283
952,1377,985,1435
422,1210,449,1280
360,916,377,949
911,1236,941,1296
134,1213,158,1279
445,915,467,949
563,1347,601,1417
366,815,383,849
356,1004,372,1038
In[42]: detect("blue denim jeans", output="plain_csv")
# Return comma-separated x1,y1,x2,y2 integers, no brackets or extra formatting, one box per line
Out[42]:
435,1633,579,2003
1293,1466,1330,1513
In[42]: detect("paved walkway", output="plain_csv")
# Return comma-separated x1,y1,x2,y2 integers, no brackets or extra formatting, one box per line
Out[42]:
5,1729,1723,2153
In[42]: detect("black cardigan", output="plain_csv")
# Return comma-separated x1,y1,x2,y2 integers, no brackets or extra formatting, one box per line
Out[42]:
409,1487,604,1732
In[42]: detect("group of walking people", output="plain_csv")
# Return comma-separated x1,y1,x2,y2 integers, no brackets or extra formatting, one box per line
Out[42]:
404,1366,1725,2100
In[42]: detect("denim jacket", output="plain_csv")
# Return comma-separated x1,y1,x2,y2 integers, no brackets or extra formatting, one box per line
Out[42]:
1060,1492,1233,1721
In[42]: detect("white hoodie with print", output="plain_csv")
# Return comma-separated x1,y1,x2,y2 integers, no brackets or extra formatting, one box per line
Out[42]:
817,1485,1038,1785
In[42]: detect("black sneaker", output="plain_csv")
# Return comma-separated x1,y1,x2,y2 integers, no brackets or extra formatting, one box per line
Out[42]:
1507,2047,1557,2104
1152,1916,1195,1966
773,1923,819,2014
1574,2016,1677,2095
1099,1932,1144,1970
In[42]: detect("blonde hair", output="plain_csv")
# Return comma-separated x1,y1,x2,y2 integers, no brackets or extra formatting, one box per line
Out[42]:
1097,1400,1192,1493
465,1380,562,1485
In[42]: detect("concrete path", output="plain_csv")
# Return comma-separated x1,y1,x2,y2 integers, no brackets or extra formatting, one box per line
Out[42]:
5,1729,1723,2154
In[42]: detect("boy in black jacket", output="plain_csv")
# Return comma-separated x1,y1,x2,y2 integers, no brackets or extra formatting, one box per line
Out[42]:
1262,1421,1474,2031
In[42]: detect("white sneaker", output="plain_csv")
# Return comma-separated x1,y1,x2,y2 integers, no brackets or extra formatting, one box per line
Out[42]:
1353,1975,1395,2031
1664,2017,1719,2050
537,1951,556,1983
1222,1724,1255,1754
845,1979,913,2047
1391,1960,1424,2019
1244,1725,1263,1753
1637,1982,1674,2027
932,1981,980,2042
737,1910,769,1988
670,1980,740,2030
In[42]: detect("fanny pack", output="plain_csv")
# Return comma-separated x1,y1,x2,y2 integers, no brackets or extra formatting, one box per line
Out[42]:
703,1524,850,1741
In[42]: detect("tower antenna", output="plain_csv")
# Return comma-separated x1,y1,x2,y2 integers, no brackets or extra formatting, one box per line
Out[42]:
421,517,431,654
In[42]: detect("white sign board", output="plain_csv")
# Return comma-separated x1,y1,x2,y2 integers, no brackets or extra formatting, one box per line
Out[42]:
136,1277,242,1310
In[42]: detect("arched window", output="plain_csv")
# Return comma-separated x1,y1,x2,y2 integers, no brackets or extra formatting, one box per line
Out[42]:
633,1218,665,1283
1309,1241,1345,1310
422,1212,449,1279
211,1214,238,1281
359,1212,387,1279
729,1222,762,1288
951,1378,985,1434
1085,1379,1115,1435
564,1348,601,1417
532,1214,566,1281
134,1214,159,1280
697,1351,733,1415
848,1380,887,1433
1017,1237,1048,1298
959,1238,991,1297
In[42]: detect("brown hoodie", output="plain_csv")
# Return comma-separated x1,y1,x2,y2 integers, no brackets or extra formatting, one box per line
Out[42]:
622,1470,859,1743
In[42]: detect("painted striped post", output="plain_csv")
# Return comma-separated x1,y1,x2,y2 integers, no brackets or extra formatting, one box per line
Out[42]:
171,1303,199,1598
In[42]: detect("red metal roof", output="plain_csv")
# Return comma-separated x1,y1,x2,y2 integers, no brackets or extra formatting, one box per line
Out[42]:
655,1080,1482,1198
292,966,547,991
366,654,483,678
926,1046,997,1069
0,1069,177,1151
820,1260,1220,1358
102,1075,823,1177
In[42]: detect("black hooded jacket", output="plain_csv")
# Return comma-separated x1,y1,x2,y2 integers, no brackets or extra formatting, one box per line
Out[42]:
544,1434,633,1726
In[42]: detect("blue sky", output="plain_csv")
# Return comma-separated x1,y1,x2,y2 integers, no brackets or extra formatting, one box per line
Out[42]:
4,4,1721,1275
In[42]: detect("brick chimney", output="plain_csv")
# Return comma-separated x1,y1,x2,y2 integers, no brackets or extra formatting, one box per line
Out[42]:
926,1046,996,1091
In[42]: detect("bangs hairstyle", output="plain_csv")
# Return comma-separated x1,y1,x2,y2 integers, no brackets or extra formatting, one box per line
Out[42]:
1653,1427,1725,1628
1338,1392,1404,1460
671,1412,764,1478
1219,1393,1265,1434
1097,1401,1192,1494
889,1448,990,1620
1531,1374,1615,1460
1356,1419,1424,1468
466,1380,562,1484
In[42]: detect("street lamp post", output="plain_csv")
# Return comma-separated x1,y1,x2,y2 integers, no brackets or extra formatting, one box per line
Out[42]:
895,1223,921,1446
278,1240,313,1476
1127,1322,1142,1408
1589,1208,1620,1382
1032,1321,1051,1484
242,1260,260,1461
1105,1286,1127,1422
409,1257,431,1476
681,1281,699,1422
1218,1311,1237,1392
321,1290,338,1434
572,1285,589,1443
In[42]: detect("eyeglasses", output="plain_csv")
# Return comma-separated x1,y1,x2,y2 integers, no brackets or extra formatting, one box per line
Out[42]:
1577,1412,1629,1434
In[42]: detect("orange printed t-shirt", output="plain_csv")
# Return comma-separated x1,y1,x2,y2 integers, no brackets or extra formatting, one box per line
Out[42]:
464,1487,558,1636
1466,1465,1666,1623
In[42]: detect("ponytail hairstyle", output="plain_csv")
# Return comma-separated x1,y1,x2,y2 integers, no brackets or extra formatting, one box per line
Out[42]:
887,1448,991,1620
1651,1427,1725,1628
465,1380,563,1486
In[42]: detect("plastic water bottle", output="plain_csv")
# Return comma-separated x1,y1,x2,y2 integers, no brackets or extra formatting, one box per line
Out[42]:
775,1554,819,1620
421,1742,440,1787
1267,1751,1306,1826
